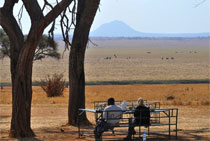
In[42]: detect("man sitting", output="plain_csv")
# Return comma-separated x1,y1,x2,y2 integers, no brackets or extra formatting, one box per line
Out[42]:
94,98,122,140
124,98,151,140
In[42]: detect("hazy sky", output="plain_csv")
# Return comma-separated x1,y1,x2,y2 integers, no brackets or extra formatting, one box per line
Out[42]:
0,0,210,34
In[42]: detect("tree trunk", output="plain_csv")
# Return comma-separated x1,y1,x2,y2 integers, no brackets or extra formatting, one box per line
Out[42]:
68,0,100,125
10,55,35,137
9,34,42,137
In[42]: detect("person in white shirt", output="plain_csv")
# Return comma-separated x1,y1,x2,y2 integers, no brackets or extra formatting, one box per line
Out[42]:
103,98,122,125
94,98,122,140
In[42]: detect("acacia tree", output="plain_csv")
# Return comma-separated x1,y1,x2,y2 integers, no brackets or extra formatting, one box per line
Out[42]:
0,0,73,137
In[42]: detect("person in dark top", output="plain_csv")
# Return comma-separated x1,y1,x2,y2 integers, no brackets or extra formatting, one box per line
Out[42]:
124,98,150,140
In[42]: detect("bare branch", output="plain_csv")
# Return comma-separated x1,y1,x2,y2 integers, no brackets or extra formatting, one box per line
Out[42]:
43,0,73,26
194,0,207,7
42,0,54,12
22,0,43,23
17,4,24,30
88,38,98,47
60,7,71,50
59,0,77,52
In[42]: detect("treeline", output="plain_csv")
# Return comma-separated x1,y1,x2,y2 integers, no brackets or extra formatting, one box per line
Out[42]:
89,37,210,41
0,79,209,87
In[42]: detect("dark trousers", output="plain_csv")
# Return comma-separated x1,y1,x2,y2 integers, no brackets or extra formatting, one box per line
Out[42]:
128,119,137,136
94,119,113,140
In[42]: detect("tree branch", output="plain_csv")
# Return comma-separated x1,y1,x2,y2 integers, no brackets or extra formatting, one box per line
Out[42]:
0,2,24,50
21,0,43,23
194,0,207,7
17,4,24,30
43,0,73,27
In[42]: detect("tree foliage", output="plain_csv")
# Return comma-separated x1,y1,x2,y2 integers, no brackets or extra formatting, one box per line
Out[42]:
0,29,60,60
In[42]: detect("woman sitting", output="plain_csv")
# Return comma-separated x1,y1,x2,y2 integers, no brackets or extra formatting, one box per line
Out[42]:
124,98,150,140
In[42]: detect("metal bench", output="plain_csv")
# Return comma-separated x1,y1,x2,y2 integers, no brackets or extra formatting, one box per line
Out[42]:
78,108,178,140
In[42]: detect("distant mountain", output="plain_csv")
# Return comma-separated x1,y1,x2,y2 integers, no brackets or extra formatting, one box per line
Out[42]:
90,20,210,38
90,20,144,37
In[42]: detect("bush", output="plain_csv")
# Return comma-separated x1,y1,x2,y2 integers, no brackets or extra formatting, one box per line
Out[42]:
40,73,65,97
200,99,210,106
165,94,175,100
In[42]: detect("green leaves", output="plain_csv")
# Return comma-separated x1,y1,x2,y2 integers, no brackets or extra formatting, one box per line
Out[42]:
0,29,60,61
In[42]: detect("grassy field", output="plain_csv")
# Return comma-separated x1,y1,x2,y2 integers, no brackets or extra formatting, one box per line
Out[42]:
0,38,209,84
0,84,210,140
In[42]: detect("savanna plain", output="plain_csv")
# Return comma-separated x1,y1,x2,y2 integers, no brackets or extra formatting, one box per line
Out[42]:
0,38,210,140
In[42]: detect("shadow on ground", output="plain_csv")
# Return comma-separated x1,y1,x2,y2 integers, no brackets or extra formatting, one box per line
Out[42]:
1,126,209,140
38,126,210,141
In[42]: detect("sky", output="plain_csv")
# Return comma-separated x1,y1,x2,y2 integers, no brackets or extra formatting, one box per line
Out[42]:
0,0,210,34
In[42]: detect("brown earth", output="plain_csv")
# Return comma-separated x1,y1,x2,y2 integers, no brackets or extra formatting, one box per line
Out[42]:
0,84,210,140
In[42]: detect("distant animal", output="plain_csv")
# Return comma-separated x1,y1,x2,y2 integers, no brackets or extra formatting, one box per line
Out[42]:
171,57,174,60
114,54,117,58
104,57,111,60
60,128,64,133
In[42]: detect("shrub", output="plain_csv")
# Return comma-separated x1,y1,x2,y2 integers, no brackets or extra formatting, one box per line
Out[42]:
200,99,210,106
40,73,65,97
165,94,175,100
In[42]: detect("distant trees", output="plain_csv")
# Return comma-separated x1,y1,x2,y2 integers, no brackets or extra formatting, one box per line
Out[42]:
0,29,60,60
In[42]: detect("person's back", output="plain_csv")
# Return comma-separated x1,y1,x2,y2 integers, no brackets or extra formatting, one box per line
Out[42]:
124,97,150,140
134,105,150,126
94,98,122,140
103,104,122,125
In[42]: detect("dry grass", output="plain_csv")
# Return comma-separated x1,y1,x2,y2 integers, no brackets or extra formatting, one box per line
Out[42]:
0,39,209,83
0,38,209,140
0,84,210,140
0,84,209,106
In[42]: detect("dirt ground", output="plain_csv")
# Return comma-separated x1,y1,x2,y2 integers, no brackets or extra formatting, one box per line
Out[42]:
0,84,210,140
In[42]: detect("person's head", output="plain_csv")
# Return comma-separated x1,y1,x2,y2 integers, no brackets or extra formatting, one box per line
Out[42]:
137,97,144,106
107,98,115,105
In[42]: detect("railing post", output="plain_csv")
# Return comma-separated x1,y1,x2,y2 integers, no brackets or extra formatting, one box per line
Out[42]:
169,109,171,140
176,109,178,139
78,110,81,138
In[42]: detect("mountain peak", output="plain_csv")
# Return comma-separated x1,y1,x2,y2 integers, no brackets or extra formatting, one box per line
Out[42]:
106,20,129,26
90,20,210,38
90,20,142,37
